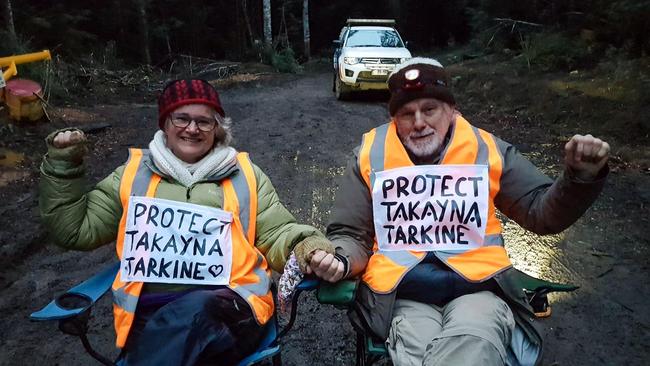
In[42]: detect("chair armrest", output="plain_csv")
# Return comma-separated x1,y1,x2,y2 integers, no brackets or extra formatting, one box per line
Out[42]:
296,278,320,291
30,262,119,321
367,334,388,356
511,268,579,295
505,268,579,319
316,279,359,306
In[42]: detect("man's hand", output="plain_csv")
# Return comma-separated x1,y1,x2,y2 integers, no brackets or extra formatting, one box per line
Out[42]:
293,236,346,282
564,134,610,180
304,250,345,283
53,130,86,148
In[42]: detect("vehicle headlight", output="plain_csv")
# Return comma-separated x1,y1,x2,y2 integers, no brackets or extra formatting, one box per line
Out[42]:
344,57,360,65
400,57,411,64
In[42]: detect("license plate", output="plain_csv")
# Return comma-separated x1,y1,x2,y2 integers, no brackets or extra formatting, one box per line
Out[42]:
371,69,388,76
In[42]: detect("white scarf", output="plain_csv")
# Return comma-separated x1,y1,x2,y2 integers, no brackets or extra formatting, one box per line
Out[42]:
149,130,238,187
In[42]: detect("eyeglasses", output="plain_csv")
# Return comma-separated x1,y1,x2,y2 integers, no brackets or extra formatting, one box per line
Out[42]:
169,113,218,132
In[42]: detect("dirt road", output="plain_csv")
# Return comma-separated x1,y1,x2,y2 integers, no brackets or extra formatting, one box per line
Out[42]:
1,64,648,365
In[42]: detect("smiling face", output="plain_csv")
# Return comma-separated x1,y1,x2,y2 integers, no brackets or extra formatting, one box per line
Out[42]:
163,104,218,163
394,98,454,159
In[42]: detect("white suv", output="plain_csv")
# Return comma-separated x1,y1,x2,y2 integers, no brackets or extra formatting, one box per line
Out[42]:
332,19,411,100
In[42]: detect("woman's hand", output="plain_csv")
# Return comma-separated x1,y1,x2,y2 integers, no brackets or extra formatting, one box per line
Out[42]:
53,130,86,148
46,129,88,162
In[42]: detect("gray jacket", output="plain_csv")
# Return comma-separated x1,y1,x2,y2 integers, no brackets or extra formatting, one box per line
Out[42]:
326,120,607,365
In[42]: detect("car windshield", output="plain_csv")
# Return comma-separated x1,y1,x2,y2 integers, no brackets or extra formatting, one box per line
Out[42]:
345,29,403,48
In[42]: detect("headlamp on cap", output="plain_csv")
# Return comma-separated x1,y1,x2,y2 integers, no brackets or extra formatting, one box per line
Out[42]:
403,69,424,90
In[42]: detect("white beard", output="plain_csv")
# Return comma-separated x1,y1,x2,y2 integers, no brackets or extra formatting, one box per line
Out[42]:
401,128,444,158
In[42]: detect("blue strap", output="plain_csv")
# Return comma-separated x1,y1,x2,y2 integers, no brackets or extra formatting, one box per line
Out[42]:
296,278,320,291
236,318,280,366
30,262,119,321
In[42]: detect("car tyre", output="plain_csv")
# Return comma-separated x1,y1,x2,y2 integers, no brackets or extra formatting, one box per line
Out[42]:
335,74,352,101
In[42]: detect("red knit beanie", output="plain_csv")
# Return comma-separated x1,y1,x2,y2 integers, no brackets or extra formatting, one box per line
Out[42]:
157,79,225,129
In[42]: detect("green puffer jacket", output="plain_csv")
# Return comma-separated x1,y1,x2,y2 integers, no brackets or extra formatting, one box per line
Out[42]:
39,130,323,293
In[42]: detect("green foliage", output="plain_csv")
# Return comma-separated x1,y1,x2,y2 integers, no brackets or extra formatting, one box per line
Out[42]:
0,30,32,55
466,8,503,51
4,0,647,68
519,33,592,71
596,0,650,56
467,0,650,59
259,44,275,65
270,47,302,74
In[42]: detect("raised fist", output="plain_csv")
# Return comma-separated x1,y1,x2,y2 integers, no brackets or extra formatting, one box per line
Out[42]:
564,134,610,180
52,130,86,148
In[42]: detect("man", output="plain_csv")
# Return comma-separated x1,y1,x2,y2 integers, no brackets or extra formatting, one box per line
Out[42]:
305,58,609,365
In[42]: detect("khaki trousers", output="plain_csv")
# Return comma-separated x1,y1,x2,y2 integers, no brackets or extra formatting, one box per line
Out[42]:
386,291,515,366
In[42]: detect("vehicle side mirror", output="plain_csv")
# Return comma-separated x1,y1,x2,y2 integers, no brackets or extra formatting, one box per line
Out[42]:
404,41,410,48
333,40,341,47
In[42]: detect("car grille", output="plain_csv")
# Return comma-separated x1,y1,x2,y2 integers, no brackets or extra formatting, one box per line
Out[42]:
357,71,390,82
360,58,400,65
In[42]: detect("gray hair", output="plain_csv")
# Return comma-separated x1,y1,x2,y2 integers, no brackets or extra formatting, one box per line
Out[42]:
214,114,233,146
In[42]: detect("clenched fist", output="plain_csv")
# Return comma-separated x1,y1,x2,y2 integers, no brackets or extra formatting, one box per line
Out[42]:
46,128,88,162
564,134,610,180
306,250,346,283
53,130,86,148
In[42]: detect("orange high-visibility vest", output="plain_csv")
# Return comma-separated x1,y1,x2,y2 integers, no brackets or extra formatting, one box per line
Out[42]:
359,116,512,294
111,149,273,348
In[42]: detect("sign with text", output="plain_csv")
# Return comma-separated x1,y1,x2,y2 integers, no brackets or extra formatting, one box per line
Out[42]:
372,165,489,251
120,197,233,285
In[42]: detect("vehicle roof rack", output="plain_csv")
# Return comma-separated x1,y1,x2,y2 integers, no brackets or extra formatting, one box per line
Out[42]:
346,19,396,26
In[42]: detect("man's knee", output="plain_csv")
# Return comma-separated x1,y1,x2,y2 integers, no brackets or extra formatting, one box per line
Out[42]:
444,291,514,334
423,334,506,366
428,291,514,364
387,300,443,366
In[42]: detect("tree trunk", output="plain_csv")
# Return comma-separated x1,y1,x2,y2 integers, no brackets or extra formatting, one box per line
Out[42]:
113,0,125,56
135,0,151,65
263,0,272,47
275,1,289,48
242,0,255,47
303,0,310,59
389,0,401,22
4,0,17,46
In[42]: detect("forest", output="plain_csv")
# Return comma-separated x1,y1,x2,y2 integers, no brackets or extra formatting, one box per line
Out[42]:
3,0,649,67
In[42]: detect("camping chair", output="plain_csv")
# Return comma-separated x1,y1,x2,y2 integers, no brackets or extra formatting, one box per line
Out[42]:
30,262,314,366
287,268,578,366
281,277,386,366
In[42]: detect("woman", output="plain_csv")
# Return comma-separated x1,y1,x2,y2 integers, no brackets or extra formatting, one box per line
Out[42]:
39,79,333,365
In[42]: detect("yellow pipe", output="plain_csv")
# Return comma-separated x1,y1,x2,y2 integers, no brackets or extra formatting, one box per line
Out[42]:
2,61,18,82
0,50,51,67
